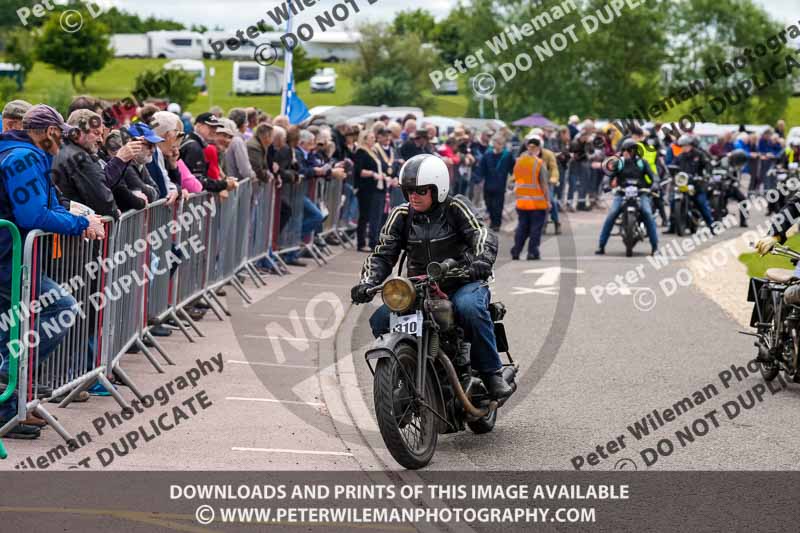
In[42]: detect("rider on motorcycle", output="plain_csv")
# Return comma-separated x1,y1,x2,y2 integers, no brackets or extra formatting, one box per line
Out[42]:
595,138,660,255
350,154,513,400
670,134,715,233
779,137,800,167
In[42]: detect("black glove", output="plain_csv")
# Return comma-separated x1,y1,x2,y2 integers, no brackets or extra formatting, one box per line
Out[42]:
351,284,374,304
470,260,492,281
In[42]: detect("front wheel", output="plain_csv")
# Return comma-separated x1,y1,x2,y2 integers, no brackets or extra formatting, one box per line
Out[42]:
373,344,438,469
623,213,636,257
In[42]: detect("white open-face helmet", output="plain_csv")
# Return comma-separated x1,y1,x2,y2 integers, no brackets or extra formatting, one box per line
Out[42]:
399,154,450,203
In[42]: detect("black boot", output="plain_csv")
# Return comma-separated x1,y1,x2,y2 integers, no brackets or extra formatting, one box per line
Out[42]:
554,222,561,235
594,247,605,255
482,370,513,400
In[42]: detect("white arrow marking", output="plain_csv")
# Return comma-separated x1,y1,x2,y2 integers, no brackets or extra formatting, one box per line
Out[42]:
523,267,584,286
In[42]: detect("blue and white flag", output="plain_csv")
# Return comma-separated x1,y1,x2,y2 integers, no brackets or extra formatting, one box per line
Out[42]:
281,0,310,125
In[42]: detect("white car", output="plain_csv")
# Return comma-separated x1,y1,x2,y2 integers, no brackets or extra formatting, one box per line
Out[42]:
310,68,336,93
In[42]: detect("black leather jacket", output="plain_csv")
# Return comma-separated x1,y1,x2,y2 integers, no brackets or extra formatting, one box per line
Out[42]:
359,196,498,291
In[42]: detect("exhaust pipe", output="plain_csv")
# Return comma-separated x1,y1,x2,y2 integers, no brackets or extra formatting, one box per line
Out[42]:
437,352,497,418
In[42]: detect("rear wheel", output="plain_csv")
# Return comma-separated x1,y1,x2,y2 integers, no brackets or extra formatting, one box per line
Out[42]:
759,298,780,382
373,344,438,469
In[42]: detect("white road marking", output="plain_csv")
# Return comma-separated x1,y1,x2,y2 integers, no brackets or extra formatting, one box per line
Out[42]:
279,296,340,302
231,447,354,457
574,287,586,295
258,313,332,320
227,360,317,369
226,396,324,407
243,334,320,342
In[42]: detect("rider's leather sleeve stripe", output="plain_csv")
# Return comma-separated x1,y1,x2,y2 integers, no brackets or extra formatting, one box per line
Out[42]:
361,205,408,284
452,197,487,258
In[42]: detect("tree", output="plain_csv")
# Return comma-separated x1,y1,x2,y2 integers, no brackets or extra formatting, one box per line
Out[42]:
190,24,209,33
34,10,113,90
132,68,200,109
4,28,34,85
349,24,437,109
664,0,791,123
392,9,437,42
291,45,322,83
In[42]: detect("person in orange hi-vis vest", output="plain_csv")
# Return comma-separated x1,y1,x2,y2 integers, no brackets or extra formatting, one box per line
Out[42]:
510,137,550,260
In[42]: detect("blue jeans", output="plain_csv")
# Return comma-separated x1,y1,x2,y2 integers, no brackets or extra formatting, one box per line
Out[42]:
0,277,78,421
599,194,658,249
301,196,324,239
549,189,560,224
670,191,715,229
343,182,358,224
369,281,503,374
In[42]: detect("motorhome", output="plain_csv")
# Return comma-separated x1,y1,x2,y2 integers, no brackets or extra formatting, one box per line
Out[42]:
163,59,207,91
232,62,283,95
148,31,204,59
111,34,150,57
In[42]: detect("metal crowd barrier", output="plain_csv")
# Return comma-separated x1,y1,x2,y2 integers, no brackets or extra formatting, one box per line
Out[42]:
0,165,356,447
248,180,286,275
0,220,22,459
1,219,129,444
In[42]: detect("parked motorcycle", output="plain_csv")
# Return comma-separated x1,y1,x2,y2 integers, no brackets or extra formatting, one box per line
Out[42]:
766,162,800,214
744,243,800,383
364,259,517,470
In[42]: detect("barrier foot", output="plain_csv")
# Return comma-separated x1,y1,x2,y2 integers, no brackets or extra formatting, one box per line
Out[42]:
337,229,354,249
178,307,206,338
113,365,146,403
230,278,253,304
95,373,132,413
137,337,167,373
266,256,285,276
31,403,76,446
272,254,291,275
0,416,21,438
57,376,95,409
143,331,175,365
248,263,268,286
243,264,265,288
311,243,328,264
169,309,195,343
199,294,225,321
304,244,324,266
206,290,231,317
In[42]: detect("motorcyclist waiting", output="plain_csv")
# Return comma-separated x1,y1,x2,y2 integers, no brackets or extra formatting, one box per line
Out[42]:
780,137,800,167
350,154,512,400
670,134,715,233
595,138,660,255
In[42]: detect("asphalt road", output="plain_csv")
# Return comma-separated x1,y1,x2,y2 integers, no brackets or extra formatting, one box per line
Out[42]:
343,207,800,472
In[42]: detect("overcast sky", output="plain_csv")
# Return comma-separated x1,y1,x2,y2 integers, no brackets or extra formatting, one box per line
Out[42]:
105,0,795,32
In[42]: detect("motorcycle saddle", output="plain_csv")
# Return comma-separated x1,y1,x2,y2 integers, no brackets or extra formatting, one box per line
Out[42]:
765,268,798,284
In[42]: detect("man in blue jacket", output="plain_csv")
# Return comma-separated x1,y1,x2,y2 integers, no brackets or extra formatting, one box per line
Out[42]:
477,136,514,231
0,105,105,440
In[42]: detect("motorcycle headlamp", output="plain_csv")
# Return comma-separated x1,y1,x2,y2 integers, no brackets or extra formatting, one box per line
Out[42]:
381,277,416,312
675,172,690,188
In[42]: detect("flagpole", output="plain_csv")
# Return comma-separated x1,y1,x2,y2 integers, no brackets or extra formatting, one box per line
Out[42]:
280,0,293,116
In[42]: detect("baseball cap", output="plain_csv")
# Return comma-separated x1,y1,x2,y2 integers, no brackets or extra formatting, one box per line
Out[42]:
527,135,542,145
195,112,222,127
127,122,165,144
167,102,182,114
216,118,237,137
22,104,74,134
2,99,32,120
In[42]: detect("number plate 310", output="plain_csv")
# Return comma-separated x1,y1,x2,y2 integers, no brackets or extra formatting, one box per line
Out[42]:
390,311,423,337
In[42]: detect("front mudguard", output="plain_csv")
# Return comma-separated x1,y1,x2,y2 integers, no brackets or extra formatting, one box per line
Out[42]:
364,331,450,434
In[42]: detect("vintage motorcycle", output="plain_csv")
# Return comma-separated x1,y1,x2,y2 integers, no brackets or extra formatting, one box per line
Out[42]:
364,259,517,470
766,162,800,214
745,243,800,383
611,180,652,257
670,167,706,237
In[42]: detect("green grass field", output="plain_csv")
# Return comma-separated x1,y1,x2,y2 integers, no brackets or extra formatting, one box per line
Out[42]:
4,58,469,117
739,234,800,278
